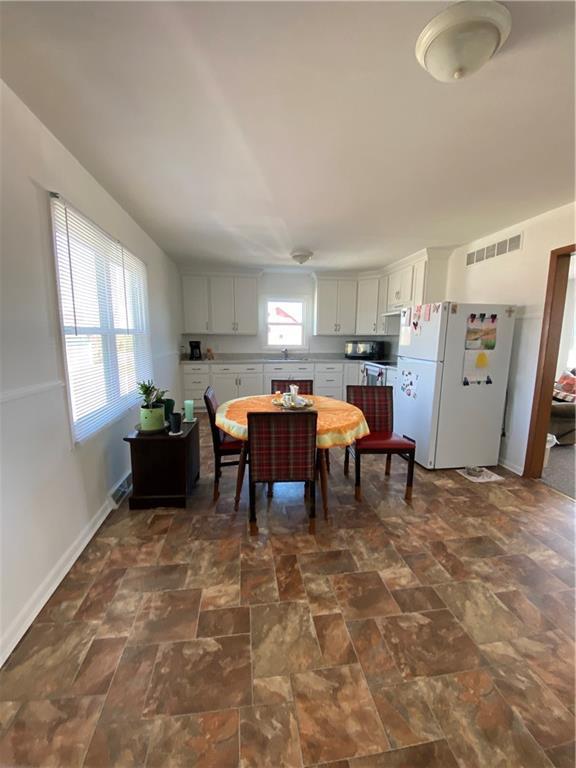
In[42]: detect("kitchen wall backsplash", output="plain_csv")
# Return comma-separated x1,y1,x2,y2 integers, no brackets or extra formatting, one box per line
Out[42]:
181,333,398,358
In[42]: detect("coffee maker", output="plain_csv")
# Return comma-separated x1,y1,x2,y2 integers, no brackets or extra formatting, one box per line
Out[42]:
189,341,202,360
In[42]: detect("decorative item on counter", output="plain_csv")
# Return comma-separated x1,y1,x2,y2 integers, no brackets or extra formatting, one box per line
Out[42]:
206,347,215,360
169,411,183,436
184,400,195,422
137,380,168,432
163,398,175,421
189,341,202,360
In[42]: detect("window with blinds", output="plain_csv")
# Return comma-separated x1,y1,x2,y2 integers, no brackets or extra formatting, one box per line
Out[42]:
50,195,152,442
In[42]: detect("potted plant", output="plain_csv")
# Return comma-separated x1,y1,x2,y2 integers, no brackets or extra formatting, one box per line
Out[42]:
138,380,168,432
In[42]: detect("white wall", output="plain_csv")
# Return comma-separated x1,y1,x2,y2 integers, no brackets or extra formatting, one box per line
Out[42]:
181,272,398,356
0,83,182,663
556,272,575,378
446,203,576,474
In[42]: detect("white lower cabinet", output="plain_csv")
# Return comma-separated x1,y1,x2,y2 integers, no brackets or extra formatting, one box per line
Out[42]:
237,373,264,397
211,373,239,405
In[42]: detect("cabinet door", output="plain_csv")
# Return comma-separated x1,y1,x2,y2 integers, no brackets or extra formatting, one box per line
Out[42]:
182,276,210,333
237,373,264,397
234,277,258,335
337,280,358,335
412,260,426,307
356,279,379,335
399,266,414,305
387,271,403,310
209,277,235,334
315,279,339,334
376,277,388,334
211,373,238,404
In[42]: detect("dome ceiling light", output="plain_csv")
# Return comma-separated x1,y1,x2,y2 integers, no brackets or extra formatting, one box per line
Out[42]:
415,1,511,83
291,248,313,265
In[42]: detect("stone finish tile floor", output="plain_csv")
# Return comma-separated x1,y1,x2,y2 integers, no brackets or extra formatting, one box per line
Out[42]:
0,416,574,766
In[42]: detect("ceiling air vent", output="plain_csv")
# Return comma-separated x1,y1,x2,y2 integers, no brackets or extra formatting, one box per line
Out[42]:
466,232,523,267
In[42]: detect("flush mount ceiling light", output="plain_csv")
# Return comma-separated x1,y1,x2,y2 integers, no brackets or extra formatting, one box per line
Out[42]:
291,248,314,265
415,1,511,83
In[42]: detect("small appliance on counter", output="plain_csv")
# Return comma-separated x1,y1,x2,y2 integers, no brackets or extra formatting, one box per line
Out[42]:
189,341,202,360
345,340,389,360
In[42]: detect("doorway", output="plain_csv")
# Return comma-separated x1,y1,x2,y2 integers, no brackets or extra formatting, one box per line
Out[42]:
524,244,576,496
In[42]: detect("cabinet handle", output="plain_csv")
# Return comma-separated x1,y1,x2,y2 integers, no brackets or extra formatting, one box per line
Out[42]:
373,322,377,332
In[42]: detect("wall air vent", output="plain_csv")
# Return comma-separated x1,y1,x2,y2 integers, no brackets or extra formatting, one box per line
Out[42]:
465,232,523,267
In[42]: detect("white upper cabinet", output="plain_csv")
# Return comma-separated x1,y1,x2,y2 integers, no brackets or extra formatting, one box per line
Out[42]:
315,279,357,335
387,265,413,310
412,259,427,307
355,279,379,335
233,276,258,334
182,275,210,333
209,276,236,334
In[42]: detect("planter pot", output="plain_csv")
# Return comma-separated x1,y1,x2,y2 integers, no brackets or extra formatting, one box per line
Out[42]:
139,405,165,432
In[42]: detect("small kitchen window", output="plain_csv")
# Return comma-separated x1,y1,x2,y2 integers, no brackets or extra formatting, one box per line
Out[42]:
266,299,306,347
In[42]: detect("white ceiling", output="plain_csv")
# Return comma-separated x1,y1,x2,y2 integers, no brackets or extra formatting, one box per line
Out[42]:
1,1,574,271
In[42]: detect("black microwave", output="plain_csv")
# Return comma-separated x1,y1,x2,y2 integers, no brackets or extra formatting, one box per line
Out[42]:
344,340,388,359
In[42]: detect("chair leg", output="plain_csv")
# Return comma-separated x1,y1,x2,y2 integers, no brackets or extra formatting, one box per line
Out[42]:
405,450,415,501
234,444,247,511
344,446,350,476
309,480,316,518
325,450,331,474
213,455,221,501
318,450,328,516
385,454,392,476
249,481,257,523
355,450,362,502
267,482,274,498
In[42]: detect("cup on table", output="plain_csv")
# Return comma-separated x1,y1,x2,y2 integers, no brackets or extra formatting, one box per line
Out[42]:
169,412,182,434
184,400,194,422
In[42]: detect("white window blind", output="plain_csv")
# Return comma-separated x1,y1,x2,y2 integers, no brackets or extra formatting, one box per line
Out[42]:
50,195,152,442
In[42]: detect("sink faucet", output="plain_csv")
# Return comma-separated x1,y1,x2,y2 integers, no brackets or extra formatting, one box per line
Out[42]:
281,348,289,360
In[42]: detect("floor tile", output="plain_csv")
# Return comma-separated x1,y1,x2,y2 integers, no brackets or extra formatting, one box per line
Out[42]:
390,586,445,613
96,591,143,638
129,587,201,644
299,549,358,576
251,601,322,677
276,554,307,601
292,664,388,764
0,696,102,768
445,535,506,558
108,536,164,567
240,703,302,768
495,589,555,635
368,680,444,750
271,534,318,556
428,541,472,581
350,739,458,767
100,644,158,722
346,618,402,687
379,609,485,679
403,552,452,585
241,537,274,570
83,718,152,767
490,554,569,596
67,539,114,580
71,637,125,695
147,709,239,767
120,564,188,592
418,668,555,768
303,574,340,614
0,702,20,733
314,612,357,666
253,676,293,706
74,568,126,621
36,578,92,623
143,635,252,716
546,742,575,768
0,621,97,700
200,583,241,610
197,606,250,637
241,567,280,605
434,580,524,644
332,571,399,620
509,631,576,711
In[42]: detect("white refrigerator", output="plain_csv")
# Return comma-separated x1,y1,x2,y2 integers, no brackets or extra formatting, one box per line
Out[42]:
394,302,516,469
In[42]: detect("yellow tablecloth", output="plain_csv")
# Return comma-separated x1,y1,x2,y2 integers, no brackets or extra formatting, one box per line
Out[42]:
215,394,370,450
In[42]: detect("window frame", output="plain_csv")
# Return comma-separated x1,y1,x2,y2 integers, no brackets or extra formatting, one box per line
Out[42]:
263,296,308,350
50,194,153,444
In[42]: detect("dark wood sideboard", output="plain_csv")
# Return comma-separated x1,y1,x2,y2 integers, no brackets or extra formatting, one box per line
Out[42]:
124,421,200,509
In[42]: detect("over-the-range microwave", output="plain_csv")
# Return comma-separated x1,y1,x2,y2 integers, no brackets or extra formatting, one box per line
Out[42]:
344,340,389,359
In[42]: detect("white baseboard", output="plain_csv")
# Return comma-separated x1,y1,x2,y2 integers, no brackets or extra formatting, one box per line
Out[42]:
499,458,523,476
0,495,115,667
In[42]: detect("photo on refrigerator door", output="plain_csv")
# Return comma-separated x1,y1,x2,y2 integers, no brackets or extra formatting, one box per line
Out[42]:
465,312,498,350
400,369,420,399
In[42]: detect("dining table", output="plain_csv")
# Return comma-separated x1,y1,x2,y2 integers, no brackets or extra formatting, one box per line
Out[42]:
215,394,370,514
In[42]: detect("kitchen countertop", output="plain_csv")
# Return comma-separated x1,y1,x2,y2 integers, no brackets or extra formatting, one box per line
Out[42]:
180,356,397,366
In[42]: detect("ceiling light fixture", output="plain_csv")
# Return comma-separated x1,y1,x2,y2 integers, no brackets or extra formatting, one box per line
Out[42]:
291,248,313,265
415,1,511,83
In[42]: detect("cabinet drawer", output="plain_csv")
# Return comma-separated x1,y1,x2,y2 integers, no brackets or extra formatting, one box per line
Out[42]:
315,372,343,388
183,372,210,388
264,364,292,373
315,363,344,373
211,364,263,374
315,386,343,399
181,364,208,373
288,364,315,375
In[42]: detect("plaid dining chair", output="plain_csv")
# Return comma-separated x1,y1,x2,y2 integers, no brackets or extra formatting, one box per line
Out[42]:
345,385,416,501
204,386,246,502
247,411,318,522
270,379,314,395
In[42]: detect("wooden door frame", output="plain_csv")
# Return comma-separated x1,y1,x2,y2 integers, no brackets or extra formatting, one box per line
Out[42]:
523,243,575,478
